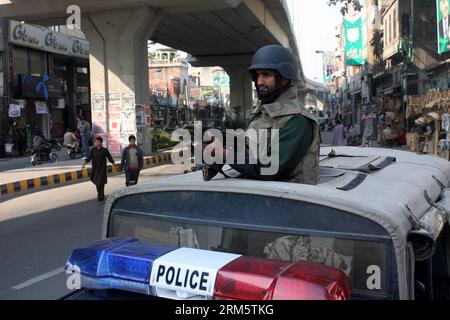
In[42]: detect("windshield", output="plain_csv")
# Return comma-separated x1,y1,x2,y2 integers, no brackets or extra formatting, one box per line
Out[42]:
110,213,391,299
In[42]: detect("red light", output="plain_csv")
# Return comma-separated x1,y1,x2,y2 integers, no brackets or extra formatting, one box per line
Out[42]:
214,256,292,300
272,260,351,300
214,257,351,301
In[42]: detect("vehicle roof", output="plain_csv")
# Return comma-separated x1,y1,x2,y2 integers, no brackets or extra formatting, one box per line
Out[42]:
105,146,450,240
103,146,450,300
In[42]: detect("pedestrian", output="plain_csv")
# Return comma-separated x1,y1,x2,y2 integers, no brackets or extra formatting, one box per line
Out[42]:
64,128,81,152
79,116,91,159
119,135,144,186
332,119,346,146
82,137,116,204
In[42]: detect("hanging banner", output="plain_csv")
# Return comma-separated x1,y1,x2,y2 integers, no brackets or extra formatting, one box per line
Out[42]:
322,52,335,83
437,0,450,54
344,0,367,65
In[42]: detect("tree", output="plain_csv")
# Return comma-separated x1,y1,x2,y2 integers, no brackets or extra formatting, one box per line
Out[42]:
328,0,362,16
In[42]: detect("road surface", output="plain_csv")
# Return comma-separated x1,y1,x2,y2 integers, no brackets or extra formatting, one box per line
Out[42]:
0,163,190,299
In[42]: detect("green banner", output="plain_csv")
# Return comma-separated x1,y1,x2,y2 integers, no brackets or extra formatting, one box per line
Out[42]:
213,73,230,88
437,0,450,54
344,0,366,65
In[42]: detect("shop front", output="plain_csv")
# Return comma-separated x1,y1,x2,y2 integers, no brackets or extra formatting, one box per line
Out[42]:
2,20,90,156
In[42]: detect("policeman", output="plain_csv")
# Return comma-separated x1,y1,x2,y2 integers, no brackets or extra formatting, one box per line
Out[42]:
204,45,320,185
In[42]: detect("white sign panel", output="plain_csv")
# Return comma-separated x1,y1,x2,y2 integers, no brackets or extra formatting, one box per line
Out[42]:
150,248,240,300
35,101,49,114
53,98,65,109
8,104,21,118
9,20,89,58
442,113,450,132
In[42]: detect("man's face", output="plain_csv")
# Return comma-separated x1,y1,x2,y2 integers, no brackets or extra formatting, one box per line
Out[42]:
442,0,449,19
129,139,136,146
95,140,102,148
255,69,287,97
255,69,290,98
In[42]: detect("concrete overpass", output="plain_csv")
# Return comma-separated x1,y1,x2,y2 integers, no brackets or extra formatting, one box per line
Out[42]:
0,0,305,154
300,77,331,109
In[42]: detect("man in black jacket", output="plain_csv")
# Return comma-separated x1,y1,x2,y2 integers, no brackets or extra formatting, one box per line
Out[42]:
82,137,116,203
119,135,144,186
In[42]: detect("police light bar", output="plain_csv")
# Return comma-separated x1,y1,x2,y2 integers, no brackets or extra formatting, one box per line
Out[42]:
65,238,351,300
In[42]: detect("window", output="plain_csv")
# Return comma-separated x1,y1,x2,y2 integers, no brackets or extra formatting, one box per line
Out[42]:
384,17,388,46
393,9,397,39
389,14,392,43
13,47,46,76
29,50,45,76
13,47,29,76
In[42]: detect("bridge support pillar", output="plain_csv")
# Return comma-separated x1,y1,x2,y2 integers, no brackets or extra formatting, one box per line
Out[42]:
82,7,161,155
223,64,254,124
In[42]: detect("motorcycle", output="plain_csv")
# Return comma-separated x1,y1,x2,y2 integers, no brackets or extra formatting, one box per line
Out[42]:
65,143,84,159
346,134,362,146
31,143,58,166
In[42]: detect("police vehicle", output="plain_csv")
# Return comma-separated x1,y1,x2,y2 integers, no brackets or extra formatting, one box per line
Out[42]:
63,146,450,300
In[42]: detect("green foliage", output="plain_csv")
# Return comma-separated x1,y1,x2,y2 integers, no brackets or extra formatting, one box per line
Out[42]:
328,0,363,16
151,127,178,152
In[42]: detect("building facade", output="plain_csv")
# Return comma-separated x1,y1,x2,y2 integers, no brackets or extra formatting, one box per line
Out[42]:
1,19,90,157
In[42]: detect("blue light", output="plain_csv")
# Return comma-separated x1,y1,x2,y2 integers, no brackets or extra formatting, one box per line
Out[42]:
65,238,177,295
107,241,178,283
66,238,138,277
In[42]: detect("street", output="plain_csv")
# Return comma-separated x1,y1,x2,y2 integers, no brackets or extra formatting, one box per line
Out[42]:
0,163,189,299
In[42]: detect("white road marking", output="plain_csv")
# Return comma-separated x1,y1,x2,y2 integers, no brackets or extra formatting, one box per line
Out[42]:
11,267,65,290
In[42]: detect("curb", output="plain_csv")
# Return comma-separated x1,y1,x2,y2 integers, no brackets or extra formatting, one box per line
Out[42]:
0,152,172,196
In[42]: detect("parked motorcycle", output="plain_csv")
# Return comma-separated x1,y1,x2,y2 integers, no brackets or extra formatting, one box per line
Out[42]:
31,143,58,166
65,143,84,159
346,134,362,146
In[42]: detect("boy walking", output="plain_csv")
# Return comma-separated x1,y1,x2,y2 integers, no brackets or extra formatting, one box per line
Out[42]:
120,135,144,186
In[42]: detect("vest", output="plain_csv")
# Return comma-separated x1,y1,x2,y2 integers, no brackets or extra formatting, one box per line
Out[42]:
248,87,320,185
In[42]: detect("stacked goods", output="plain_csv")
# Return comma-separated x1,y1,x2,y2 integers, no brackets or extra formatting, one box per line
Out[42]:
406,89,450,158
377,96,405,145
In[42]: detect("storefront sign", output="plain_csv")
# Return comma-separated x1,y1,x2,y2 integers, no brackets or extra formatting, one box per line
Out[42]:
437,0,450,54
8,104,21,118
20,74,64,100
9,20,89,58
35,101,49,114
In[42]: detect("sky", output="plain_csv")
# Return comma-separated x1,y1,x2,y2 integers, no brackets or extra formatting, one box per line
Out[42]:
286,0,342,83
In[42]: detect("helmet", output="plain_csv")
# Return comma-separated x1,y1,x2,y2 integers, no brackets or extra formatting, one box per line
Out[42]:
248,45,300,81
